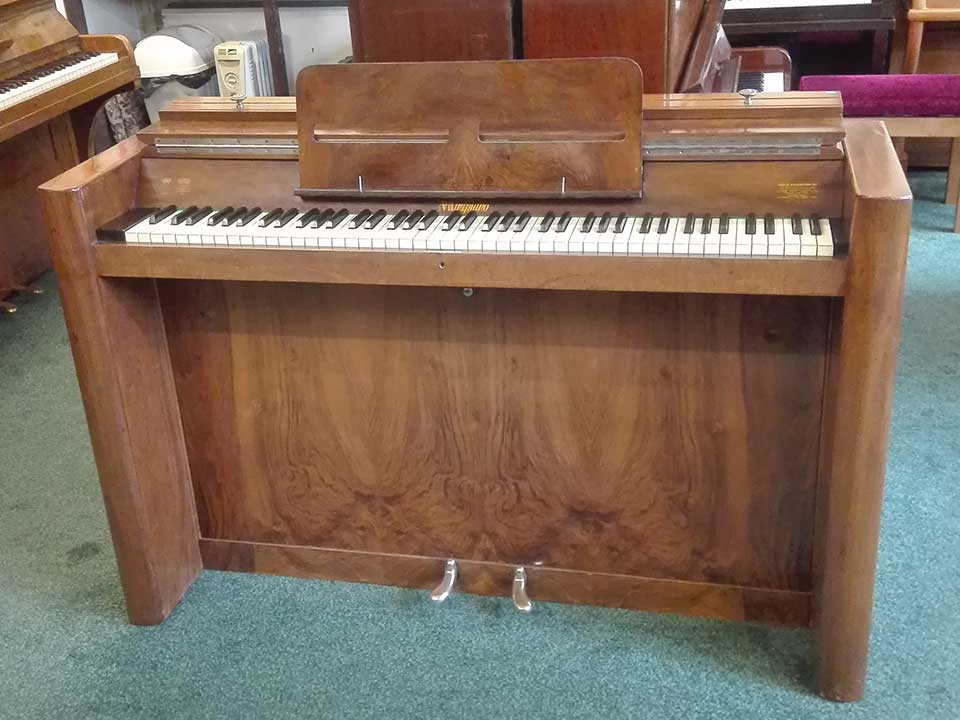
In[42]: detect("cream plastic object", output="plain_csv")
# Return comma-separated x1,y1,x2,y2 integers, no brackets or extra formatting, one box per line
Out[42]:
134,25,222,78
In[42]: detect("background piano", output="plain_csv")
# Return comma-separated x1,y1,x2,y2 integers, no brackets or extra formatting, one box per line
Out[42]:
723,0,896,75
348,0,792,94
0,0,138,312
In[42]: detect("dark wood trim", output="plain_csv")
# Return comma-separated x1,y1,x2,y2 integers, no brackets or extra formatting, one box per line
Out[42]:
62,0,87,33
262,0,290,95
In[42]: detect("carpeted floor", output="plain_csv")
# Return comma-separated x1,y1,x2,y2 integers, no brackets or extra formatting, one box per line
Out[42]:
1,171,957,720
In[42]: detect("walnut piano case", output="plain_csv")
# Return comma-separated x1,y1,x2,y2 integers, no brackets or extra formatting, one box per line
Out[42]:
39,60,910,704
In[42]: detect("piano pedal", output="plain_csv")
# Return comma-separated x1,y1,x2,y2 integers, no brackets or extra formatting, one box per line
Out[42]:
512,567,533,613
0,300,17,315
13,284,43,296
430,559,458,603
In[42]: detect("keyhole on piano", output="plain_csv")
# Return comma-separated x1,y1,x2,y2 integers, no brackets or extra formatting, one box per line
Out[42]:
438,261,446,270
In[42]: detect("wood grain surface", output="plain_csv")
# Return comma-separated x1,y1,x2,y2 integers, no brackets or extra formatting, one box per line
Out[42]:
161,282,829,593
349,0,515,62
296,59,643,199
39,136,201,624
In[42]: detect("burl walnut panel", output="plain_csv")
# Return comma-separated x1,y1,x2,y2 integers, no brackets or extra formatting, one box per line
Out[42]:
160,282,829,592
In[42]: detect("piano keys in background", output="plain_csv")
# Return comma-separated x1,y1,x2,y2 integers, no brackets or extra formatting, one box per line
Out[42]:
0,0,138,312
723,0,896,74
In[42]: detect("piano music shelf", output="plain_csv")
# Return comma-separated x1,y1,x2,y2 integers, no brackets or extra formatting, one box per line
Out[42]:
92,243,848,297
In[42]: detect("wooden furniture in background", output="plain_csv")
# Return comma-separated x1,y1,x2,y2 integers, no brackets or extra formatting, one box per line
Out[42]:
0,0,138,311
884,115,960,230
723,0,896,74
904,0,960,72
349,0,515,62
40,61,910,703
347,0,791,93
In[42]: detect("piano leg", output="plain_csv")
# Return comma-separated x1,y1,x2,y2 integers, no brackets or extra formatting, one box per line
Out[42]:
39,137,202,625
813,121,912,702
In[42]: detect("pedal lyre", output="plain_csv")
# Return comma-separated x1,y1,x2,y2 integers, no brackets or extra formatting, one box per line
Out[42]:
430,559,458,603
512,567,533,613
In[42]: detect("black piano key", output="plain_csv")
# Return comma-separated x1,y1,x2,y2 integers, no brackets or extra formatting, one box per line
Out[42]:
222,207,249,226
483,212,501,231
613,213,627,233
419,210,439,230
719,213,730,235
737,72,764,92
208,206,236,226
388,210,410,230
745,213,757,235
556,212,572,232
150,205,178,224
598,212,612,233
791,213,804,236
442,212,462,230
297,208,323,228
581,212,596,233
326,209,349,229
236,207,262,227
404,210,425,230
515,211,532,232
350,209,372,229
683,213,695,235
97,207,157,243
185,206,214,226
170,206,198,226
809,214,822,236
764,213,776,235
639,213,654,233
274,209,300,228
366,209,387,229
701,214,713,234
312,209,335,228
657,213,670,234
258,208,283,227
460,211,479,230
497,211,517,232
538,212,556,232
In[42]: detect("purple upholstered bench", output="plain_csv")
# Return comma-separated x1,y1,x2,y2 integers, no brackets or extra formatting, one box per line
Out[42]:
800,74,960,231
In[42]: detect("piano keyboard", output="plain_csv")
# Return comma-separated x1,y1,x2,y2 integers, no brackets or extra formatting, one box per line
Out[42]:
0,52,120,112
737,72,785,93
103,206,836,258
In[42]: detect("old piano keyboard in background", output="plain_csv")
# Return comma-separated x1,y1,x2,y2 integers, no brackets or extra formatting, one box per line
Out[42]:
0,0,138,311
0,52,119,112
101,206,835,257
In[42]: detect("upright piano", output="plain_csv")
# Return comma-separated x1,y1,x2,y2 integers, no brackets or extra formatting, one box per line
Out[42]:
40,59,910,703
349,0,792,93
723,0,897,73
0,0,138,312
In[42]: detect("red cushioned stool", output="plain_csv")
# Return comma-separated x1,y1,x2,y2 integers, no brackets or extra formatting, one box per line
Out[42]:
800,74,960,232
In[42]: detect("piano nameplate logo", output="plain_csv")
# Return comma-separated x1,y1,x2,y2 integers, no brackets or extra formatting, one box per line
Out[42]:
777,183,818,201
440,202,491,213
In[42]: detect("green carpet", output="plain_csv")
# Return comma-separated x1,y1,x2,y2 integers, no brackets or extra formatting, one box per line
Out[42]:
1,172,957,719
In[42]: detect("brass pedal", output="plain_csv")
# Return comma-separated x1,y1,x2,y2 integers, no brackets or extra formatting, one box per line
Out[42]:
430,559,458,603
0,300,17,314
512,567,533,613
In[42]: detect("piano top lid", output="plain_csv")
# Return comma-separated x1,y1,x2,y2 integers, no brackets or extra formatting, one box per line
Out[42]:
295,58,644,200
0,0,81,79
